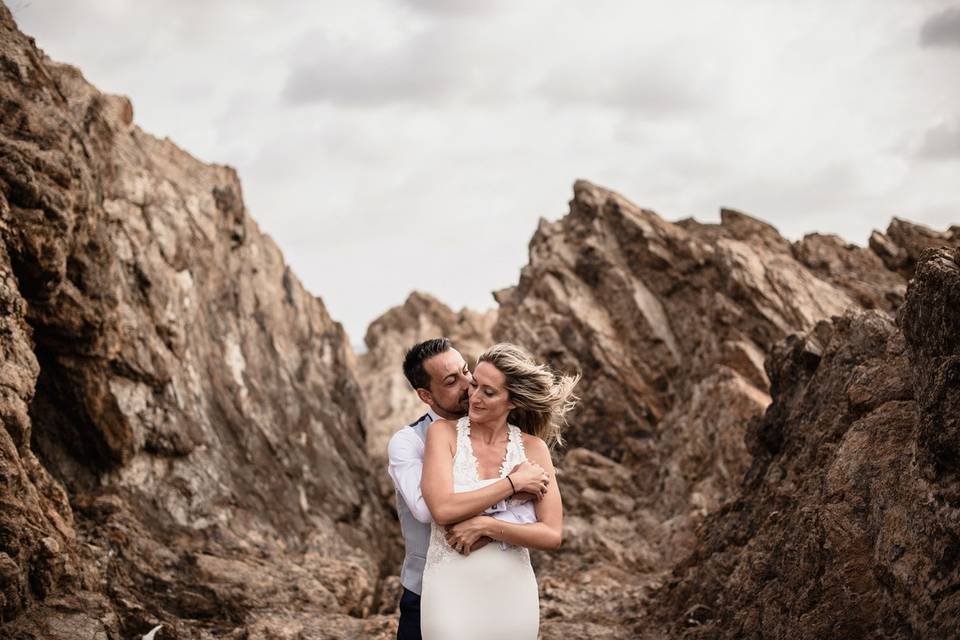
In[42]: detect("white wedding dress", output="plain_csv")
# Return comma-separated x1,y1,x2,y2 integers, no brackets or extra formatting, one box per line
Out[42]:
420,416,540,639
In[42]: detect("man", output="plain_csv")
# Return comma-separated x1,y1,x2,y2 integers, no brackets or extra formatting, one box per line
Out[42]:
387,338,546,640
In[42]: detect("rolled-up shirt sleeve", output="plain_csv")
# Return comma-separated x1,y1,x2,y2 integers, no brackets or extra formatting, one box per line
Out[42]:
483,500,508,515
387,428,434,524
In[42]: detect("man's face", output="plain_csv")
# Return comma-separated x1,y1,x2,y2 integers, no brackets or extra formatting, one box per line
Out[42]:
421,349,473,419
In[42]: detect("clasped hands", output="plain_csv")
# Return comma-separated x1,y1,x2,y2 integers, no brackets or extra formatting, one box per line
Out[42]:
445,460,549,556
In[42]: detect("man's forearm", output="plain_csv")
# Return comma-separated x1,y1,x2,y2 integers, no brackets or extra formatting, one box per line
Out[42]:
429,477,515,525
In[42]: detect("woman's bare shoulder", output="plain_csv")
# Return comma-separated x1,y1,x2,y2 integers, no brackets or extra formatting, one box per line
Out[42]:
521,432,551,458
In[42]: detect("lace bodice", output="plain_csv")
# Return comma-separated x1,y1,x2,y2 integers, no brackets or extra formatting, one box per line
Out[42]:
425,417,531,575
452,416,528,487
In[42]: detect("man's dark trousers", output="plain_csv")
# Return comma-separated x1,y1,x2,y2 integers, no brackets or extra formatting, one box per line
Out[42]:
397,587,421,640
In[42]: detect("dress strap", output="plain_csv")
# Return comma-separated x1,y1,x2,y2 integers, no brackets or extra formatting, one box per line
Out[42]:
453,416,480,485
499,424,528,477
512,425,528,460
455,416,470,442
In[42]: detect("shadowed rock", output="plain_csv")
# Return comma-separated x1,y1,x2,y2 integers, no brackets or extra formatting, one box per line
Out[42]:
360,180,955,638
2,2,958,636
488,181,953,635
869,217,959,278
641,247,960,639
0,5,394,638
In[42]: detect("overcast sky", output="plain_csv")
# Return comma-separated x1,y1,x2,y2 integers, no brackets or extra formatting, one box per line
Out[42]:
13,0,960,346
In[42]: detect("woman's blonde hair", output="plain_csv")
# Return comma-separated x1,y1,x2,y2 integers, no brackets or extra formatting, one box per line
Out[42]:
477,343,580,449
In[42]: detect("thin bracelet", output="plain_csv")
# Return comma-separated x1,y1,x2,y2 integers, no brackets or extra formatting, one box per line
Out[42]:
506,475,516,496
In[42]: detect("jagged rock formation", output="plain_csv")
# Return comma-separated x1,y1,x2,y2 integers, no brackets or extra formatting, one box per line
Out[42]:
642,247,960,639
869,218,960,279
3,2,958,637
0,6,394,639
358,291,496,463
490,181,956,636
793,231,906,311
355,181,955,638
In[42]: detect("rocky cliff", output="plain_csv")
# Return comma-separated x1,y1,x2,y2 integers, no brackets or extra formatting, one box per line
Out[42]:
0,6,394,638
642,246,960,639
489,182,914,636
358,180,956,638
3,3,959,638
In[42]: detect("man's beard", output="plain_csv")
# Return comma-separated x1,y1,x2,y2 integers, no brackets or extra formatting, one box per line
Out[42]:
435,392,469,418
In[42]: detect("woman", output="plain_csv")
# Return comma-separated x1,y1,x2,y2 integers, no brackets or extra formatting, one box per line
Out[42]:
420,343,579,639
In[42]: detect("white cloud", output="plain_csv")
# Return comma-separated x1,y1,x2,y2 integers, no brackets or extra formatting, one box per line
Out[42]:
399,0,506,17
13,0,960,344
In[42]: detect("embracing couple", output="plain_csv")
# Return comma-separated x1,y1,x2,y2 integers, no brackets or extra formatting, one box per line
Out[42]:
387,338,579,639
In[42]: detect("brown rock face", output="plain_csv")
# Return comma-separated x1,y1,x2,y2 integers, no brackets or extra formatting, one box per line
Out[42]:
3,3,957,636
355,180,954,638
0,7,393,639
792,232,906,311
869,217,959,278
495,186,862,463
644,247,960,639
488,181,955,635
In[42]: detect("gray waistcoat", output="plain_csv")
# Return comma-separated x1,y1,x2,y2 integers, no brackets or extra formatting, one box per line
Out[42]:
397,413,432,595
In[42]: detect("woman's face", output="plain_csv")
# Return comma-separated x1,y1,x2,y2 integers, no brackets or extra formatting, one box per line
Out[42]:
468,361,515,423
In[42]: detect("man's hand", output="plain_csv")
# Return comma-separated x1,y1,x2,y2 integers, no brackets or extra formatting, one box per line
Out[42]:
467,536,492,554
445,516,494,556
507,461,550,500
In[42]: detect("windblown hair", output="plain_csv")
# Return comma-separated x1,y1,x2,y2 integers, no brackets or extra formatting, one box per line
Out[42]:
403,337,452,390
478,343,580,449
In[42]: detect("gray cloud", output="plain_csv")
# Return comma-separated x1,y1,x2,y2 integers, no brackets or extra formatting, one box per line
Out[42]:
400,0,504,16
920,7,960,47
538,62,708,114
917,119,960,159
713,162,864,235
282,30,466,106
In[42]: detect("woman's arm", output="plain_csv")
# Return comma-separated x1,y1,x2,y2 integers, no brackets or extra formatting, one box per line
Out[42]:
422,420,546,526
445,435,563,552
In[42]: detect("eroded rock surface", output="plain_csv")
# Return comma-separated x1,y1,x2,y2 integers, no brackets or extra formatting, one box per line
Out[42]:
0,6,394,638
3,2,958,637
489,181,954,635
642,247,960,639
357,181,955,638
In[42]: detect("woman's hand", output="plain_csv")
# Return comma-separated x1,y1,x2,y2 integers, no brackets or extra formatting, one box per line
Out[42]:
507,461,550,500
445,516,495,556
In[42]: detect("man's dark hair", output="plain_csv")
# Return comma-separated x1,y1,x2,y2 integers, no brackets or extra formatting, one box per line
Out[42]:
403,337,452,391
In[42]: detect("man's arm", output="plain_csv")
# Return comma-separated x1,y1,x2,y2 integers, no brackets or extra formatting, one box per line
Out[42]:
387,429,434,523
